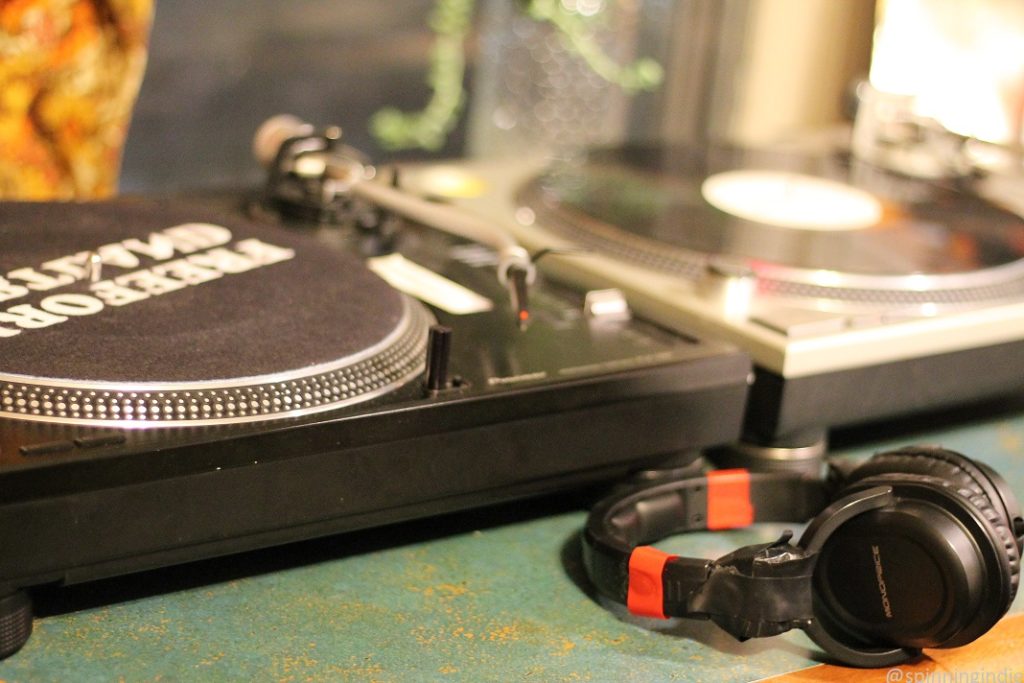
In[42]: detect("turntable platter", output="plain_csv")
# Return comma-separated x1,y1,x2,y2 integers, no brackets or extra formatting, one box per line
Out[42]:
520,146,1024,303
0,200,430,425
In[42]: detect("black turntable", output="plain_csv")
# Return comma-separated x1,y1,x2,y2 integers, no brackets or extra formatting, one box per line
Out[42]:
0,191,749,657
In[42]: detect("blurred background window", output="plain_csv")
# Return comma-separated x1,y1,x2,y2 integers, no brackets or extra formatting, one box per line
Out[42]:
21,2,1023,198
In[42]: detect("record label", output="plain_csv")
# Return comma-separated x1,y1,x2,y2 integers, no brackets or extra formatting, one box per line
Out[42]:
700,170,883,231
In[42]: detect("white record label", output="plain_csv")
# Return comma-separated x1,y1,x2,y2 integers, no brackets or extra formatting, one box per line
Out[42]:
701,170,883,231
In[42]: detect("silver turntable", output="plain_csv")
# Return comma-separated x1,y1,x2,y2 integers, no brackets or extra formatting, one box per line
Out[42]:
400,144,1024,458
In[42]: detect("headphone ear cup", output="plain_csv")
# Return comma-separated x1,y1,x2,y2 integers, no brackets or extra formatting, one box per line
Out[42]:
848,446,1021,596
808,446,1020,656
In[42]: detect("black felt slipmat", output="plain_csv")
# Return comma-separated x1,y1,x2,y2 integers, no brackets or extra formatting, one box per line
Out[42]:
0,199,431,425
0,198,407,383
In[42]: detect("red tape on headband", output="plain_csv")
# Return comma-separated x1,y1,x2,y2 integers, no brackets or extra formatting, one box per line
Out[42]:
707,469,754,530
627,546,677,619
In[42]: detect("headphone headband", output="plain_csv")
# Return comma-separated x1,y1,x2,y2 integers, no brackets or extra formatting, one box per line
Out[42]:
582,470,830,635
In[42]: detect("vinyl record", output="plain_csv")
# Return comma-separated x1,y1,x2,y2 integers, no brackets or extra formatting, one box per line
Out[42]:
518,146,1024,305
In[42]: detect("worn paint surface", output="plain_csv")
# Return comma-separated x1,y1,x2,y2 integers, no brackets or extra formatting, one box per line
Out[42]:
2,410,1024,682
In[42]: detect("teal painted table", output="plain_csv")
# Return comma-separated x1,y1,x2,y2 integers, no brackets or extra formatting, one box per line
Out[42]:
2,405,1023,682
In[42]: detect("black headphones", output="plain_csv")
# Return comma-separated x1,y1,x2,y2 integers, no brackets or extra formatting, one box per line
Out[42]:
582,446,1024,668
